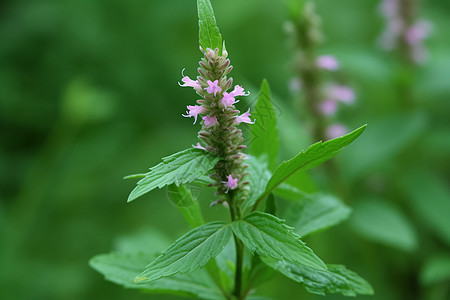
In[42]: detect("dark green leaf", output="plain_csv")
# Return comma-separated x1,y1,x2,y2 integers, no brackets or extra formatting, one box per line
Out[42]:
231,212,326,270
89,252,224,300
349,198,418,252
262,258,373,296
256,125,366,205
135,222,232,283
127,148,219,202
197,0,222,53
285,194,351,237
250,79,279,171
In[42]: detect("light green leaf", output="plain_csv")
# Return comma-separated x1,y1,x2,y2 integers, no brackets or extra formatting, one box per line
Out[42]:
89,252,224,300
262,258,373,296
349,198,418,252
231,212,326,270
167,184,205,228
256,125,366,206
197,0,222,53
250,79,279,171
402,170,450,246
285,194,351,237
242,155,272,212
135,222,232,283
127,148,219,202
420,254,450,286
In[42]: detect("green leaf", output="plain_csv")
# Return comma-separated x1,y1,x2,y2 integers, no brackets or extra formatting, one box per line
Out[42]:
262,258,373,296
242,155,272,212
89,252,224,300
127,148,219,202
197,0,222,53
255,125,366,206
349,198,418,252
167,184,205,228
250,79,279,171
285,194,351,237
231,212,326,270
135,222,232,283
402,170,450,246
420,254,450,286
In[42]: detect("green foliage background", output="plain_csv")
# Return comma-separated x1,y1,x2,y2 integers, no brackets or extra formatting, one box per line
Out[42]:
1,0,449,299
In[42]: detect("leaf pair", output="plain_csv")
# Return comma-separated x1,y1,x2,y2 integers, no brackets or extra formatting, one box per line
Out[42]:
134,212,325,284
132,212,372,297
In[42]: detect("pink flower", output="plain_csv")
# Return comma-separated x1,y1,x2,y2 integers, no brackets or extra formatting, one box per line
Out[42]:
405,20,431,46
326,124,347,140
318,99,338,116
202,115,219,127
220,85,249,108
230,85,249,97
205,80,222,96
316,55,339,71
179,69,201,89
182,105,207,124
328,85,355,104
221,92,237,108
192,143,206,150
224,175,238,190
233,109,255,125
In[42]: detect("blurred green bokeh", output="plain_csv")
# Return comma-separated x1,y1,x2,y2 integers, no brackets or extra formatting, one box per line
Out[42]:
1,0,449,299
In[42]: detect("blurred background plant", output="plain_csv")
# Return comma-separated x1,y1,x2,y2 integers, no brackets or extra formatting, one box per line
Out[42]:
0,0,449,299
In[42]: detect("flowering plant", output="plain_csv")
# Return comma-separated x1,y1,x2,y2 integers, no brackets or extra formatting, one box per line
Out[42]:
90,1,372,299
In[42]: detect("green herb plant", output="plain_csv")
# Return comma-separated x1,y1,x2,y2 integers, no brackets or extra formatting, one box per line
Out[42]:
90,1,373,299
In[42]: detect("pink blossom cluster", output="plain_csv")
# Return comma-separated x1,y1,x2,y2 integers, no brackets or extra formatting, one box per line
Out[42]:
379,0,431,64
179,47,253,198
180,80,253,127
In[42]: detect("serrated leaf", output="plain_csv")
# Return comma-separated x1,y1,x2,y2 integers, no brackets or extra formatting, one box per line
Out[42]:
127,148,219,202
349,198,418,252
255,125,366,206
242,155,272,212
197,0,222,53
231,212,326,270
286,194,352,237
262,258,373,296
89,252,224,300
250,79,279,171
135,222,232,283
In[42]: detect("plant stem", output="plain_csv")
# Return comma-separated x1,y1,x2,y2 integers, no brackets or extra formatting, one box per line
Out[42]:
233,235,245,300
